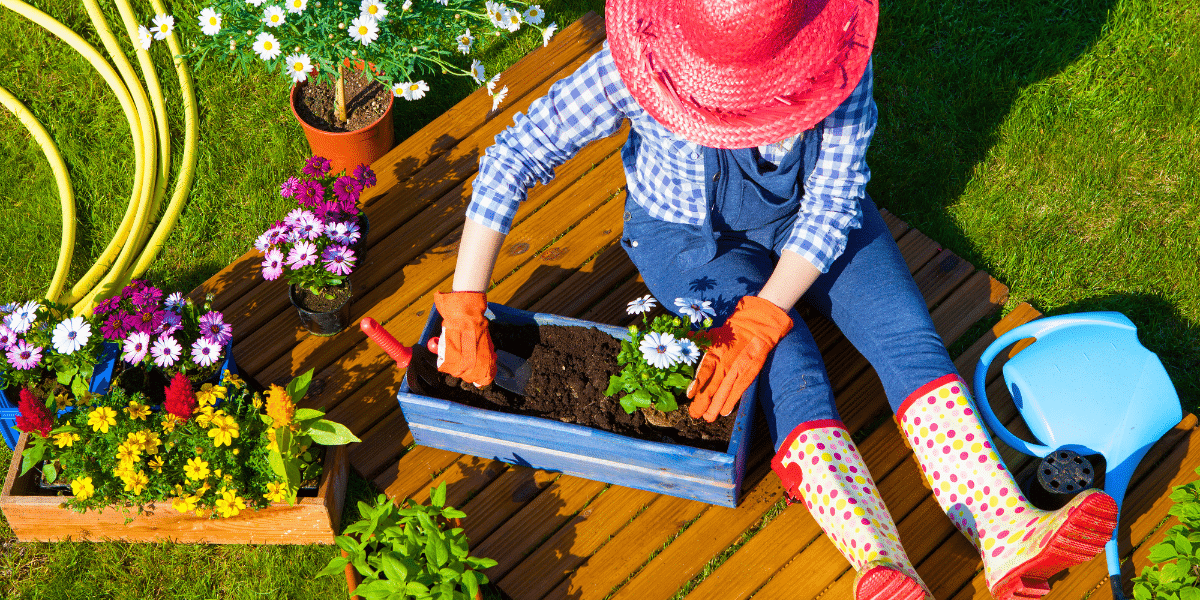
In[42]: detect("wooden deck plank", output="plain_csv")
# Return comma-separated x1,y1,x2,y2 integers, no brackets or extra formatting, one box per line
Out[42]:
460,467,561,543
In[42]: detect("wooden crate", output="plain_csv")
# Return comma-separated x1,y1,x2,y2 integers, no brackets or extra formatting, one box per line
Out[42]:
397,303,756,507
0,433,349,544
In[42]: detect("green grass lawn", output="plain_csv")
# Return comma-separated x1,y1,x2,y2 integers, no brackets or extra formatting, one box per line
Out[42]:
1,0,1197,596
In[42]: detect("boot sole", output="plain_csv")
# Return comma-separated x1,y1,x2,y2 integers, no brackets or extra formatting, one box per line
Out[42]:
989,490,1119,600
855,565,928,600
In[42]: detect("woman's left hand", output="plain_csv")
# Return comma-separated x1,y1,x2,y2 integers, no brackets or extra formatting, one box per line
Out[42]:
687,296,793,422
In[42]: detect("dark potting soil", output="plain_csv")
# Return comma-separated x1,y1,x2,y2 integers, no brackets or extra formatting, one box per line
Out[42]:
406,323,735,451
294,283,353,313
295,69,389,132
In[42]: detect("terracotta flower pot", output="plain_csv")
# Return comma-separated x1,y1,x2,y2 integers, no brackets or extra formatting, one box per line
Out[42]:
289,81,395,177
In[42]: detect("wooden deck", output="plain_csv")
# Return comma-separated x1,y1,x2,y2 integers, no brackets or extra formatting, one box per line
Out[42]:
194,12,1199,599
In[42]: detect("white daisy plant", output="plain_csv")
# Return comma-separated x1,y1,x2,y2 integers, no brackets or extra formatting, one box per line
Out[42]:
198,8,222,35
607,295,716,415
262,5,286,27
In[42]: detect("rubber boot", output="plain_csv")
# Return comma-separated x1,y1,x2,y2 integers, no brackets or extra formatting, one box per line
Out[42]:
896,375,1118,600
773,419,931,600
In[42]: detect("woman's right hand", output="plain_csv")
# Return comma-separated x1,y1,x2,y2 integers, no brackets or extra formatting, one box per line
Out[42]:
432,291,497,387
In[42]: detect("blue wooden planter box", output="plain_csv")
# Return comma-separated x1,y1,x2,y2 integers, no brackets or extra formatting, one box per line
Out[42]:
396,303,756,507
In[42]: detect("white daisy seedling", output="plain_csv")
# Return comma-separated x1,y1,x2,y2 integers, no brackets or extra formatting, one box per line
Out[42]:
490,85,508,111
348,15,379,45
359,0,387,20
151,13,175,40
456,29,473,54
285,53,313,82
287,0,307,14
400,80,429,101
263,5,286,27
198,8,222,35
501,6,521,31
674,297,716,324
253,32,282,60
626,294,657,315
523,5,544,25
52,316,92,355
137,25,154,49
639,331,682,370
470,59,485,84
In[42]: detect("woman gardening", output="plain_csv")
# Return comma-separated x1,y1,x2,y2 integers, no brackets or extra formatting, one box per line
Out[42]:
431,0,1119,598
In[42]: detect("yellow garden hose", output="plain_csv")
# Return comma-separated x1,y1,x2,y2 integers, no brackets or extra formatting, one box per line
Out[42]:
0,0,145,309
0,85,76,304
129,0,199,279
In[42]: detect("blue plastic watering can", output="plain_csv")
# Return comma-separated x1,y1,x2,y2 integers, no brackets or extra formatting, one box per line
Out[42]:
973,312,1181,599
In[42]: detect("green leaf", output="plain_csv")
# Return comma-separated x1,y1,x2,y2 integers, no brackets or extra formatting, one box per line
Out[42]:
461,570,479,600
70,373,88,399
293,408,326,424
42,463,57,484
335,535,362,554
406,581,431,596
665,372,690,388
286,368,314,402
56,367,78,386
1133,582,1152,600
381,552,410,583
1150,543,1180,563
20,441,47,476
605,375,623,397
430,481,447,509
268,448,289,482
307,419,362,445
438,567,460,582
315,555,351,579
1182,586,1200,600
1177,535,1194,556
653,390,678,413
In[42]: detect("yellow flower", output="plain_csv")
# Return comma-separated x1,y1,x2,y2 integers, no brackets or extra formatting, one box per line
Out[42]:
207,414,239,447
113,460,137,480
198,481,211,496
161,413,180,433
141,430,162,454
123,470,149,495
171,495,198,514
223,370,245,389
52,432,80,448
195,383,227,408
194,406,216,428
265,481,289,503
251,394,263,410
76,391,95,406
184,457,210,480
265,384,294,427
115,442,142,464
88,406,117,433
147,455,164,472
71,477,94,500
125,400,151,421
215,490,246,518
55,392,72,411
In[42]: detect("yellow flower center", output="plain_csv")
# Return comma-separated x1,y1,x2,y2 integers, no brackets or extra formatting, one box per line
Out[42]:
294,62,303,71
160,24,168,32
209,17,217,24
368,5,377,13
358,25,368,34
264,41,273,49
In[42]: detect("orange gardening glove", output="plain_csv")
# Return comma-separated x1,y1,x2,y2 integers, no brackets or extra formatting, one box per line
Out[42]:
687,295,793,422
433,291,496,387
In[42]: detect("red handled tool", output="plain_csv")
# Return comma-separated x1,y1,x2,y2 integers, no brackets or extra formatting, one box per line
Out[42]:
359,317,530,394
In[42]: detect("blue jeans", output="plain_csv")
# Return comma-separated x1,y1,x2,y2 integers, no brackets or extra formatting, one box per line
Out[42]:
621,195,956,450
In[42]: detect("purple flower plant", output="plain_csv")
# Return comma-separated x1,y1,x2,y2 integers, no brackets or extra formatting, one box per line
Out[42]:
199,311,232,346
303,156,332,177
322,245,356,276
0,324,16,350
6,339,42,370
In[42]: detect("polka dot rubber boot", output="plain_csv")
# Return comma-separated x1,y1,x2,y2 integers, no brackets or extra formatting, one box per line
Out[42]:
773,419,931,600
896,375,1118,600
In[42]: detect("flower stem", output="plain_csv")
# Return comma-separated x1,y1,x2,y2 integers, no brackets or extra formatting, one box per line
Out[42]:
335,62,347,122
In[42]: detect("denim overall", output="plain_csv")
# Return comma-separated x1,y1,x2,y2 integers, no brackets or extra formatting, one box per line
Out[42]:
620,128,956,449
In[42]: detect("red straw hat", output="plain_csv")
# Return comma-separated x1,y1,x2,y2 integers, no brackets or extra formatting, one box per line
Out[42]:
606,0,878,149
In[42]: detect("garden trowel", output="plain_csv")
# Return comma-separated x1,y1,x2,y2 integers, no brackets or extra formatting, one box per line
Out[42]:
360,317,531,394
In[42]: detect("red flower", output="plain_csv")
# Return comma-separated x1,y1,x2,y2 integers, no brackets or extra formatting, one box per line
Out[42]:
164,372,196,421
15,389,53,437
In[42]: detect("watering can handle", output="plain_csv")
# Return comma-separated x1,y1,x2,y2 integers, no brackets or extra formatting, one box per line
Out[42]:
973,312,1137,458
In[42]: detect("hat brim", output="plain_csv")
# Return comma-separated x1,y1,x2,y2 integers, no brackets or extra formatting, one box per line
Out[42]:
607,0,878,149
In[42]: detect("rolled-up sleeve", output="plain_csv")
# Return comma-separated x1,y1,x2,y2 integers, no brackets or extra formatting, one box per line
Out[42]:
784,59,877,272
467,46,631,233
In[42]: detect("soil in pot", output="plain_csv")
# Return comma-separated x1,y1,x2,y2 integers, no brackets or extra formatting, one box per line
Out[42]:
294,69,389,133
293,284,353,313
406,323,736,451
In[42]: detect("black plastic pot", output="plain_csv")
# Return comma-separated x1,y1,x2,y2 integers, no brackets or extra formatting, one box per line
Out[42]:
289,282,353,336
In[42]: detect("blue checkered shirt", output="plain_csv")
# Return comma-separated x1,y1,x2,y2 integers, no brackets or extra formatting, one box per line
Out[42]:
468,44,877,273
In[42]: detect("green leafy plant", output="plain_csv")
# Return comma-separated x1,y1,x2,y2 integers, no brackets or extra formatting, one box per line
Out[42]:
605,295,714,414
1131,465,1200,599
318,481,498,600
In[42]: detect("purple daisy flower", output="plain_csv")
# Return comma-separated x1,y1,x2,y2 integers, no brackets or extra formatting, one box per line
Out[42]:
164,292,186,312
198,312,233,346
322,245,356,276
353,164,376,188
93,296,122,316
294,212,325,240
284,208,311,227
280,175,302,198
332,176,363,205
127,307,165,335
130,285,163,308
0,324,16,349
303,156,331,177
294,180,325,207
262,248,285,280
101,312,129,340
191,336,222,367
286,241,319,269
267,222,289,245
151,334,182,368
6,339,42,369
159,311,182,335
122,331,151,364
326,221,362,245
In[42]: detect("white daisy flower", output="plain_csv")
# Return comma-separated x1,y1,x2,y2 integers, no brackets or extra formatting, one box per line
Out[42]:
674,297,715,324
626,295,657,315
286,0,307,13
164,291,186,312
151,14,174,40
198,8,222,35
401,0,411,9
4,301,39,334
485,1,504,28
123,331,152,365
542,21,557,47
490,85,507,111
263,5,286,27
136,25,153,49
501,6,521,31
51,316,92,355
285,52,312,82
253,32,282,60
399,80,428,101
434,0,447,4
639,331,682,370
486,73,500,93
348,15,379,46
677,338,701,365
523,5,544,25
359,0,386,20
470,59,485,83
455,29,473,54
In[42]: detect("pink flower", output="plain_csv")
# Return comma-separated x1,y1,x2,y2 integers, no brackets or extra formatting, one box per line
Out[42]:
294,180,325,207
332,176,363,206
293,212,324,240
15,389,53,437
122,331,151,364
191,336,222,367
0,324,16,350
286,241,318,269
199,312,232,346
6,339,42,370
262,248,285,280
322,245,356,276
353,164,376,188
280,175,302,198
303,155,331,177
